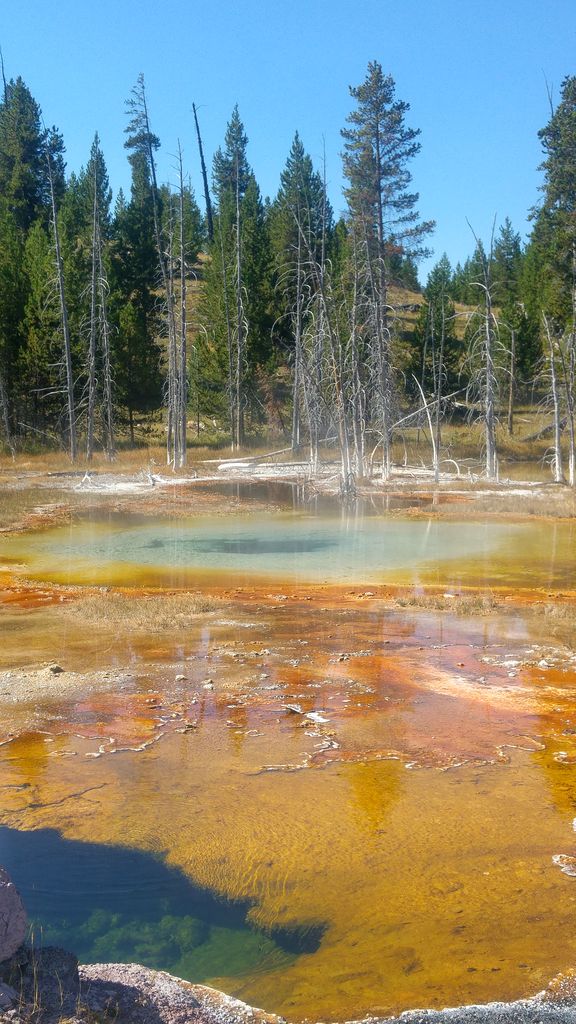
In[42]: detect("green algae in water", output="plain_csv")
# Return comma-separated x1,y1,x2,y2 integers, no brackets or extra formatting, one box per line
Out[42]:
2,826,298,982
37,909,294,980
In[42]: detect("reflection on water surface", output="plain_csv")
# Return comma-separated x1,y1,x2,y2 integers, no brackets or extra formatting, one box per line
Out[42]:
1,511,575,589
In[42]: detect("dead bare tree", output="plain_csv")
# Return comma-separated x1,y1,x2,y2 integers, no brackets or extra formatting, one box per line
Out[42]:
86,158,98,461
192,103,213,243
126,76,178,466
47,145,77,462
217,218,235,446
463,227,501,480
434,304,446,482
507,327,516,436
543,315,565,483
164,145,189,469
564,245,576,486
0,369,14,456
164,189,177,465
98,248,115,460
234,155,245,449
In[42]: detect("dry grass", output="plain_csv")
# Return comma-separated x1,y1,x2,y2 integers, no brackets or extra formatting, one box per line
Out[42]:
533,602,576,624
394,592,499,615
63,591,220,631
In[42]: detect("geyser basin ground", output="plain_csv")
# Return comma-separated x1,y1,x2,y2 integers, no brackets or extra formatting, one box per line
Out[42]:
1,490,576,1020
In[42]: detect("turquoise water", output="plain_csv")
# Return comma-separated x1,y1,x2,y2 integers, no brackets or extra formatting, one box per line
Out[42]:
1,510,575,589
0,513,530,586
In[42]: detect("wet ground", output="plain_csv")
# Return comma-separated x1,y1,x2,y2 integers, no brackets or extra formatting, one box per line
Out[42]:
1,474,576,1020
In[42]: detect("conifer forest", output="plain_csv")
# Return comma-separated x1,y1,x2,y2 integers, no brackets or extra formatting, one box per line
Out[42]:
1,62,575,486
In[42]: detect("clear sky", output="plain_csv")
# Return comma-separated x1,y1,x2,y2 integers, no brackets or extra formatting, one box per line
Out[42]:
2,0,575,280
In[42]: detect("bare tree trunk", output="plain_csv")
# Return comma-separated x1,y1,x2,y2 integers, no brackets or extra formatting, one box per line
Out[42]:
47,150,77,462
558,334,575,487
86,160,99,461
568,339,576,487
568,245,576,486
165,195,177,466
235,157,244,449
192,103,213,243
544,315,564,483
483,292,497,479
136,79,178,465
414,376,438,477
98,245,115,460
0,368,14,456
433,301,446,483
374,128,392,481
177,142,187,468
291,228,303,454
507,328,516,436
365,244,392,480
217,221,235,448
350,250,366,477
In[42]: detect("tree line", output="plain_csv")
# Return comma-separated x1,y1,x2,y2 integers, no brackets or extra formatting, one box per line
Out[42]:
0,62,575,484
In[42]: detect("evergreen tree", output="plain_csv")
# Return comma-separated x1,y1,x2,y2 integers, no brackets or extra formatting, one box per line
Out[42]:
202,107,273,446
528,76,576,326
212,105,250,205
268,132,333,448
341,61,434,273
111,142,162,440
492,219,539,386
159,181,204,265
410,254,460,394
529,76,576,481
341,60,434,477
0,77,53,232
19,220,61,436
269,132,331,271
0,199,26,441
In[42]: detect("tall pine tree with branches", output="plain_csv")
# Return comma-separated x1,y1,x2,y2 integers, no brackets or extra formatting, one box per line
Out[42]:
341,61,434,477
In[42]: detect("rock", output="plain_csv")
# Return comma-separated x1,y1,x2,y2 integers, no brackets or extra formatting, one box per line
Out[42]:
48,664,64,674
80,964,283,1024
0,981,18,1009
0,946,80,1022
0,867,27,963
553,853,576,876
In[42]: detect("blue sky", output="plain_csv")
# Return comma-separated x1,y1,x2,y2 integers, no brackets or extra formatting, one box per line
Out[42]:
3,0,575,280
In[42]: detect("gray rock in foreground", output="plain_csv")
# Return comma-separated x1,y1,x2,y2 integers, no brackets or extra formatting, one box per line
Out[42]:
4,949,576,1024
80,962,282,1024
0,867,27,964
365,999,576,1023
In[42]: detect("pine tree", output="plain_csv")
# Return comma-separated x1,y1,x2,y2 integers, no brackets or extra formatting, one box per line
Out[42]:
491,220,539,424
341,60,434,477
212,106,250,205
0,199,26,446
202,107,273,447
19,220,61,438
0,77,55,232
111,143,162,442
411,254,459,395
269,132,333,449
528,77,576,481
